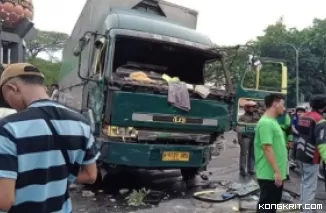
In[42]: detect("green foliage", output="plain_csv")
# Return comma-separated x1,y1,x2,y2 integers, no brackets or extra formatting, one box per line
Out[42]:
24,30,68,86
204,47,250,86
254,18,326,106
27,57,61,86
205,17,326,107
125,188,150,206
243,63,282,92
26,30,68,59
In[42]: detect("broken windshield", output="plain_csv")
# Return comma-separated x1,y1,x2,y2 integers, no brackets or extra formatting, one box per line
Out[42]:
111,36,217,85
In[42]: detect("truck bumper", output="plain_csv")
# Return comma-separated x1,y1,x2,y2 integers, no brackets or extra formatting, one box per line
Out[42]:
99,141,210,168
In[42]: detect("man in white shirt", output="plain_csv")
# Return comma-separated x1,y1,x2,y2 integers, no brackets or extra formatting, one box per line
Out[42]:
50,83,59,101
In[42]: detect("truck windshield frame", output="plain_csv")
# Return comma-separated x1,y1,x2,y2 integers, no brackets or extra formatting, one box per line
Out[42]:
109,29,213,52
105,29,219,84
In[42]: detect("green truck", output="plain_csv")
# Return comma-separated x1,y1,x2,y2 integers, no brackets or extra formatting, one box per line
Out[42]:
59,0,234,182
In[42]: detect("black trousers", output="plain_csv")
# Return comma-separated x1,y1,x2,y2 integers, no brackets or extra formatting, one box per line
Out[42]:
257,179,283,213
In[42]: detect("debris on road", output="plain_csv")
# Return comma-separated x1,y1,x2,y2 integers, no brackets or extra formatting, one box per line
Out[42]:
125,188,150,207
82,190,96,198
119,189,130,196
69,183,82,191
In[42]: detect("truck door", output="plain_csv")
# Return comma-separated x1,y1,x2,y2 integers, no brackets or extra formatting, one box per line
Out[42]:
234,57,288,133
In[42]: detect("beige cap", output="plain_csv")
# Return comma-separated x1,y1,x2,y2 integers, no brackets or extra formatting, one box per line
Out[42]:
244,100,257,107
0,63,44,87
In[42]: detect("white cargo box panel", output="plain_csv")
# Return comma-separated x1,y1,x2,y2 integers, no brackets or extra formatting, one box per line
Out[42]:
73,0,197,33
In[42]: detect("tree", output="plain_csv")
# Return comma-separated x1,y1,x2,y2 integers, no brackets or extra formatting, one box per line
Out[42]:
24,30,68,86
28,57,61,86
252,17,326,106
204,46,252,87
204,17,326,107
26,30,69,59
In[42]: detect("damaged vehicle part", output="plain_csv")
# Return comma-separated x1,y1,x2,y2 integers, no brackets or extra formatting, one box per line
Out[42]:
59,0,234,188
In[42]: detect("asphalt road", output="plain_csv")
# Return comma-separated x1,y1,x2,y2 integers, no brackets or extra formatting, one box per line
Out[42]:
71,132,326,213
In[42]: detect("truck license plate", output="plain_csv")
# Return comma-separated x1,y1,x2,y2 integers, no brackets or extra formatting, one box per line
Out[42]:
162,152,190,161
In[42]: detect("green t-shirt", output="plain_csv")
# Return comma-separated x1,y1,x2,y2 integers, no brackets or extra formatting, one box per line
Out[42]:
254,116,288,180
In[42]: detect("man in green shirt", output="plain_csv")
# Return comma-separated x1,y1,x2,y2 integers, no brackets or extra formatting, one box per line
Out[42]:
255,93,287,213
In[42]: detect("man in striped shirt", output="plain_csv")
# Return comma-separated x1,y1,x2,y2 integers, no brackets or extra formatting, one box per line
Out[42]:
0,63,99,212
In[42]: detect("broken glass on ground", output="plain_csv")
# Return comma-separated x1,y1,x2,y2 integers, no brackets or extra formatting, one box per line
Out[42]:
228,179,260,197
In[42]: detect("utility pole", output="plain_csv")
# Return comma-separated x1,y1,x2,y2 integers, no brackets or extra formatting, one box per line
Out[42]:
295,48,299,106
280,38,317,106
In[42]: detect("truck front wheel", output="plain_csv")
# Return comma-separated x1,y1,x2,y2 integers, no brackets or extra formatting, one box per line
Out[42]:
180,168,199,181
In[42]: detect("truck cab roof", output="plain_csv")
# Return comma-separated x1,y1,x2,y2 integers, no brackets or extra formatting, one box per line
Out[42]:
104,9,213,46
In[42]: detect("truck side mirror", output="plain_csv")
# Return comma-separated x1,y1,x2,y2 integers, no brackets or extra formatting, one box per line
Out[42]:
73,34,91,56
73,34,100,82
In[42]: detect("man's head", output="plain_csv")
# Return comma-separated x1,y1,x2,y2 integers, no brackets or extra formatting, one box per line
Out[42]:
295,106,306,117
243,100,257,113
51,83,59,91
264,93,285,116
0,63,48,111
309,95,326,113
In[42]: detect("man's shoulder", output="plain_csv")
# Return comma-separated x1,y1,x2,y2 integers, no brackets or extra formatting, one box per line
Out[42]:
0,109,30,125
0,105,89,129
31,103,89,124
257,117,272,125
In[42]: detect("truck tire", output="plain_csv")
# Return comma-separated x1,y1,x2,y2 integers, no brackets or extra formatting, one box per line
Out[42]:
102,172,120,195
181,168,199,181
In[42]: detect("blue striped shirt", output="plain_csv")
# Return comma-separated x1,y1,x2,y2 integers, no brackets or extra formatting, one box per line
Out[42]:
0,100,100,213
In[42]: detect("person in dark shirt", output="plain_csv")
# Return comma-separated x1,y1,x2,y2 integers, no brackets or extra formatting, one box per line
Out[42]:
290,106,306,164
0,63,99,213
296,96,326,213
50,83,59,101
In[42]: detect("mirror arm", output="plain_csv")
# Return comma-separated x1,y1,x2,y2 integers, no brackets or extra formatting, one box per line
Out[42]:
77,54,99,82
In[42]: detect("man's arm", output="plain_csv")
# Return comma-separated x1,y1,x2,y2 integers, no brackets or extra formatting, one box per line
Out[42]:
286,125,293,148
238,115,247,122
291,117,299,134
315,121,326,163
76,133,100,184
291,124,298,135
0,128,17,211
286,115,293,142
258,122,279,173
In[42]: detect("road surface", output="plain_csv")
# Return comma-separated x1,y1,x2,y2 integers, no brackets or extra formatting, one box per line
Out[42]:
71,132,326,213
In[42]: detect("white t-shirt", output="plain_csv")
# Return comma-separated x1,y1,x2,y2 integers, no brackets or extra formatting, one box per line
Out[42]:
51,89,59,101
0,108,16,118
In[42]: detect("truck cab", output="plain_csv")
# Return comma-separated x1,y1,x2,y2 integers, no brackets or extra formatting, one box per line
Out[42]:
59,0,234,181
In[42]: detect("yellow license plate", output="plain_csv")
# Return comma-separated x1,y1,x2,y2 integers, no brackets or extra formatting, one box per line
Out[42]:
162,151,190,161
